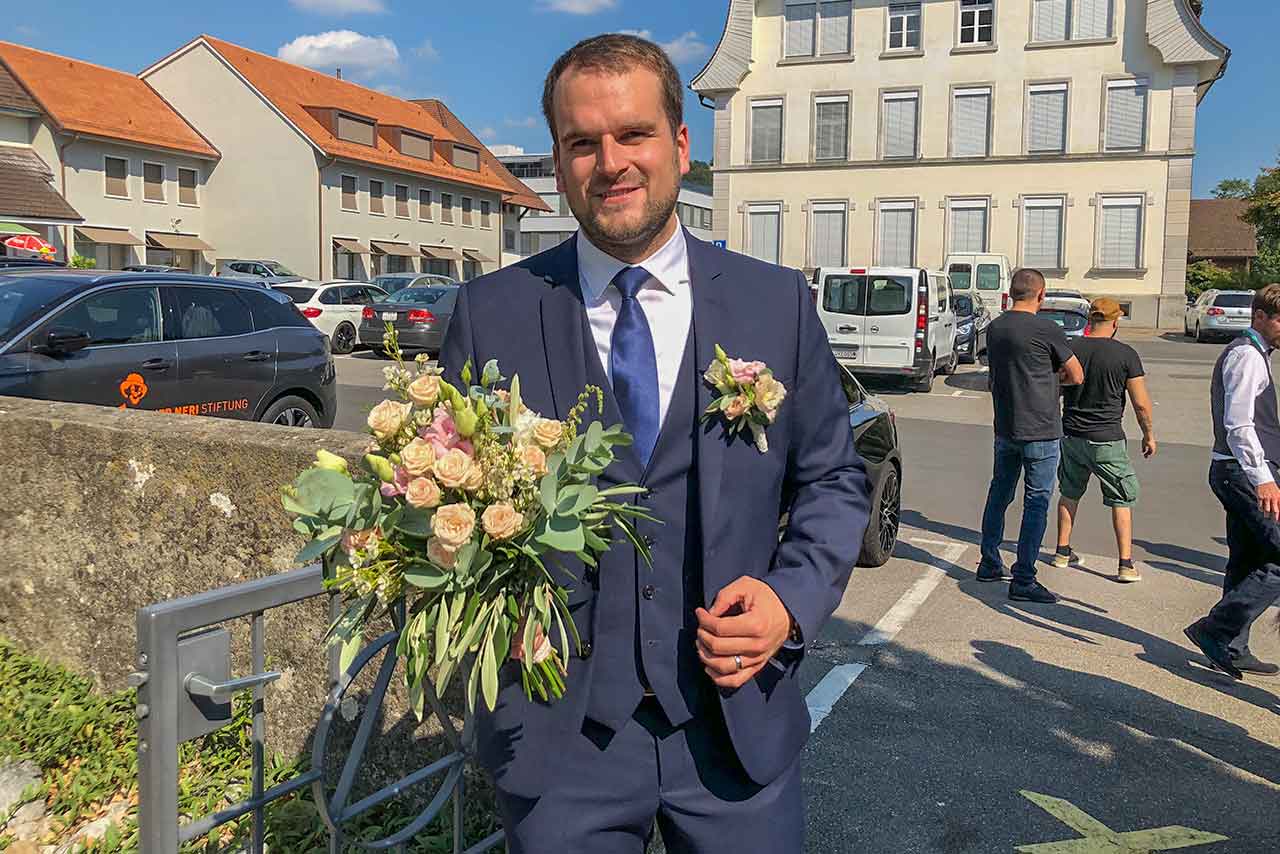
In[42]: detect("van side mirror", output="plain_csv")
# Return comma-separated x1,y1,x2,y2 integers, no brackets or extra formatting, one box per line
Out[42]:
34,326,92,356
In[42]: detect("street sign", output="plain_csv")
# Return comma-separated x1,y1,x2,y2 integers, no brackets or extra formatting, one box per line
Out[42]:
713,240,726,249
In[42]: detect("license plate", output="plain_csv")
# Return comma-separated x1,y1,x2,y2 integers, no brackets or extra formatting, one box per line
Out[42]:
381,312,398,321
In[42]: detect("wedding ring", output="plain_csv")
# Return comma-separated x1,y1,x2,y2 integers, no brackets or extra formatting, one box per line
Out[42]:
734,654,743,671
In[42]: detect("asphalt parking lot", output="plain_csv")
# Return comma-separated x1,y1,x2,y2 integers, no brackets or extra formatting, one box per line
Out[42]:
331,330,1280,853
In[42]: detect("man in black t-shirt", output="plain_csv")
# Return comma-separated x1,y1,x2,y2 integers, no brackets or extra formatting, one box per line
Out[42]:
979,269,1083,603
1054,298,1157,583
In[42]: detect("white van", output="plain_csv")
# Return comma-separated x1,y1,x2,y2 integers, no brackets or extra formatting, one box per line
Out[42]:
815,266,957,392
943,253,1011,318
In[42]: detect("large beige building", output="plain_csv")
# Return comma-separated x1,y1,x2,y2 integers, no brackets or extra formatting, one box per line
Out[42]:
692,0,1228,326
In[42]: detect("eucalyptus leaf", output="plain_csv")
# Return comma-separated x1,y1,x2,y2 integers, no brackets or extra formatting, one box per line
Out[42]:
295,534,341,566
396,507,435,538
535,514,585,553
404,562,450,589
295,468,355,518
539,473,558,515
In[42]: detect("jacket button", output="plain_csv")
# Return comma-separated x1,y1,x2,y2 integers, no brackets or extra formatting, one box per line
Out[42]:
642,584,656,600
580,641,593,659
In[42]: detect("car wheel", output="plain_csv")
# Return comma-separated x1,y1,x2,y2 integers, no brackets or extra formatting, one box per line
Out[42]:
858,466,901,568
1183,317,1191,337
912,358,935,392
261,395,319,428
960,339,976,364
1195,322,1206,343
331,322,356,355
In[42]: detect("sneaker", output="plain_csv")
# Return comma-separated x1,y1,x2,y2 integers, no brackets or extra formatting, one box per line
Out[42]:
1183,619,1243,679
1116,563,1141,583
976,563,1012,582
1052,548,1080,568
1009,581,1059,603
1231,652,1280,676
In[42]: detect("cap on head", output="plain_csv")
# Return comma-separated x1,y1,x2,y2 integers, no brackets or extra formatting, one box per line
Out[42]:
1088,297,1123,323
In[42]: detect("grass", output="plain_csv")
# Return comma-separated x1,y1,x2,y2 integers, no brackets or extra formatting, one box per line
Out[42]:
0,639,500,852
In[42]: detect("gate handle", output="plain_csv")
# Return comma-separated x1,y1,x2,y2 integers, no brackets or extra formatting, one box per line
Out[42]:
185,670,281,700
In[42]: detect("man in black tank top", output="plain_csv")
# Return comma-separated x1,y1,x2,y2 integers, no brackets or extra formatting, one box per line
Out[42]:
1185,284,1280,679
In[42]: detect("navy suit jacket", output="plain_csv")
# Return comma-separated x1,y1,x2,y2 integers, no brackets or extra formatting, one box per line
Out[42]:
439,231,869,786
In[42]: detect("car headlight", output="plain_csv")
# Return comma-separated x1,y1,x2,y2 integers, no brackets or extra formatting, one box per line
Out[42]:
958,321,973,334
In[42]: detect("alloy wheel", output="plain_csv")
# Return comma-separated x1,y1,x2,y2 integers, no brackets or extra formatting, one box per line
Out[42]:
273,407,315,428
878,469,900,554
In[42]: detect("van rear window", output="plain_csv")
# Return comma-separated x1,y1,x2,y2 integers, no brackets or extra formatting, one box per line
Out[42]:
822,275,912,317
948,264,972,290
976,264,1001,290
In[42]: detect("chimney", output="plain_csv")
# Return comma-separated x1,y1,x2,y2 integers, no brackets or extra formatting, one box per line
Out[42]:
336,67,343,80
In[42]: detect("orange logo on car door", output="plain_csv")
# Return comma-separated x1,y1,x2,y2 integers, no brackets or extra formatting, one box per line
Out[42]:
119,372,149,407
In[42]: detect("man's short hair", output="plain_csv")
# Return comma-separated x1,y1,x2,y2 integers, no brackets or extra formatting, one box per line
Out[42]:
1253,284,1280,317
1010,268,1046,302
541,34,684,144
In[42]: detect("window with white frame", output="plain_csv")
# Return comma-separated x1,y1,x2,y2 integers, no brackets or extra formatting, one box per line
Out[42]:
814,95,850,161
1073,0,1111,39
178,168,198,206
949,199,989,253
882,91,920,159
369,179,385,215
747,203,782,265
810,202,847,267
750,99,784,163
951,87,991,158
143,162,165,202
1022,197,1065,270
959,0,994,45
784,0,854,58
419,188,432,221
104,156,128,198
1098,195,1143,269
1027,83,1068,153
1104,78,1148,152
395,184,410,218
877,201,917,267
341,175,358,211
1032,0,1112,42
887,2,922,50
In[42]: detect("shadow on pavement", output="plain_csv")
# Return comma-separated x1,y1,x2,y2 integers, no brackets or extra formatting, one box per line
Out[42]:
943,372,989,393
1134,539,1225,574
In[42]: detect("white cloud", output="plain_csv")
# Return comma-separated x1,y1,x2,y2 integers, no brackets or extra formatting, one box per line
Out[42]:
277,30,400,77
504,116,539,128
414,39,439,61
616,28,653,40
659,31,710,64
538,0,618,14
478,126,498,140
289,0,387,13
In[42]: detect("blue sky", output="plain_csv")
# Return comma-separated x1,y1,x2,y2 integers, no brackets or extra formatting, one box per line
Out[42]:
9,0,1275,197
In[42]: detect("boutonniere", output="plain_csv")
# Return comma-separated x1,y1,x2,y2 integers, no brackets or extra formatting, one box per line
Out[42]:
702,345,788,453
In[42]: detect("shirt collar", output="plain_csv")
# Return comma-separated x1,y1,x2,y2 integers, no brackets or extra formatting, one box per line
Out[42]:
577,224,688,305
1244,328,1273,355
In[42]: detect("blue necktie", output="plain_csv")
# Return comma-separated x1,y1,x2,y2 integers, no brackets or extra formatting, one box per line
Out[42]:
609,266,659,466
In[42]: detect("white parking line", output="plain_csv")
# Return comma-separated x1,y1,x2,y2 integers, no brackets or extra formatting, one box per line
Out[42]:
807,664,868,733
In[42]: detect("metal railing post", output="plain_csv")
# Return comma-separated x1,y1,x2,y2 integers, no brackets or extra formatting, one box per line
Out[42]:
136,609,180,854
251,611,267,854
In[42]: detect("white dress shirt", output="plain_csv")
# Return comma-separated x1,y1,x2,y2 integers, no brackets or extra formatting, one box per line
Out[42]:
577,226,693,430
1211,335,1277,486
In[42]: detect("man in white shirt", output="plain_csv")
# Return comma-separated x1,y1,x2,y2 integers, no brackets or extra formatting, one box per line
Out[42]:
1185,283,1280,679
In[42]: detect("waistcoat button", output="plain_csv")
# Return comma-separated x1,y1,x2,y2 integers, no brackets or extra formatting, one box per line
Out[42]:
642,584,656,600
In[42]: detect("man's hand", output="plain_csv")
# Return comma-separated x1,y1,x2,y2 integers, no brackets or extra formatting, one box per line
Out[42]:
1142,435,1157,458
1259,481,1280,521
695,576,793,690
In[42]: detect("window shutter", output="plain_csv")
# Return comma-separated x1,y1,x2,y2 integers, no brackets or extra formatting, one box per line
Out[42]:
785,4,817,57
884,95,918,158
1106,83,1147,150
1023,204,1064,269
952,90,990,157
878,206,915,267
751,103,783,162
1028,87,1068,152
812,205,846,267
750,208,781,264
950,205,988,253
1074,0,1111,39
1033,0,1069,41
814,99,849,160
1100,199,1142,269
819,0,852,55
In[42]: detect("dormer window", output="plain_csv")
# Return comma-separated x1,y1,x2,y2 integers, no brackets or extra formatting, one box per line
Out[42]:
452,145,480,172
336,113,376,146
400,130,433,160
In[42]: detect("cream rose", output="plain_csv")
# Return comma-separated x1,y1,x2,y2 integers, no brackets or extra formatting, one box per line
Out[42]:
754,374,787,419
426,537,457,569
433,448,472,489
408,374,441,408
520,444,547,477
531,418,564,450
432,503,476,550
704,360,730,391
399,438,437,477
724,395,750,420
405,477,442,509
367,400,412,442
342,527,380,555
461,461,485,493
482,502,524,540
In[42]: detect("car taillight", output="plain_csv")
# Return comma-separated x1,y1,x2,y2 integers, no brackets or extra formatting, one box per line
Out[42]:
301,306,322,318
1206,307,1225,316
915,284,928,353
362,307,375,320
1002,293,1009,310
407,309,435,323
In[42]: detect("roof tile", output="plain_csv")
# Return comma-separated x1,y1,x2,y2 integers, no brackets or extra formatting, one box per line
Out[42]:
1188,199,1259,259
0,147,82,222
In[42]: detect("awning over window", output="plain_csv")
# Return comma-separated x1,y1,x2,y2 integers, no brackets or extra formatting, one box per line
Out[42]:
0,222,38,236
371,240,419,257
461,249,493,263
146,231,214,251
333,237,371,254
420,245,462,260
76,225,143,245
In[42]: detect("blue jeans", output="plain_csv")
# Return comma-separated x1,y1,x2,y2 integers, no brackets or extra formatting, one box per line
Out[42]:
980,437,1061,584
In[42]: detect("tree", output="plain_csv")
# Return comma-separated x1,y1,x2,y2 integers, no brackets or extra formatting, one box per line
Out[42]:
1186,260,1237,301
1212,178,1253,199
69,254,96,269
685,159,713,188
1242,162,1280,248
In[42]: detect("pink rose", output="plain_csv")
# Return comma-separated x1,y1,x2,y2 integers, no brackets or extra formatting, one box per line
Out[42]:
724,395,749,419
379,465,411,498
419,406,474,458
728,358,766,385
342,527,381,556
510,617,553,664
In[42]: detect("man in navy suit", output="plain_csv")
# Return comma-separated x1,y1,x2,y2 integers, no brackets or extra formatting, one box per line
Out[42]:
439,33,870,854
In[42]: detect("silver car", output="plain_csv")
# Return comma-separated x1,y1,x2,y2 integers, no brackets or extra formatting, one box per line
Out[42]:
1040,307,1089,339
1185,290,1253,343
372,272,458,298
359,285,459,357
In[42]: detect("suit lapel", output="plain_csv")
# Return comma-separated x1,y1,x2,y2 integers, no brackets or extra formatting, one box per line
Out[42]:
537,236,588,422
687,233,729,556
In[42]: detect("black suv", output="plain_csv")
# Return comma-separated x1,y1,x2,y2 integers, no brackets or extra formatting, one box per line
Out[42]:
0,270,337,427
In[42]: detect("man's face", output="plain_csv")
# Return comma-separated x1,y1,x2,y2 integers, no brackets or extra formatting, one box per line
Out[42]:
1254,308,1280,348
551,66,690,254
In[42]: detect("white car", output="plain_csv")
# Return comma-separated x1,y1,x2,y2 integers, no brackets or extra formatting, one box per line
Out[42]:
1041,289,1091,314
273,280,389,354
1185,289,1254,343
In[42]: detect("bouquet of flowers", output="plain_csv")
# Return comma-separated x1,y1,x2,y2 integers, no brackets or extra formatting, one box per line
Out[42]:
703,345,788,453
282,340,653,716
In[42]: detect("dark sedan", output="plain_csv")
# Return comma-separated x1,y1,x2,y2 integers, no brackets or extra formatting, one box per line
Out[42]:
952,292,991,364
359,285,459,357
0,270,337,427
